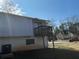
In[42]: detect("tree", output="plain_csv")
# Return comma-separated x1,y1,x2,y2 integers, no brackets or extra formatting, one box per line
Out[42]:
54,27,60,35
0,0,24,15
60,16,79,35
65,16,79,35
69,23,79,35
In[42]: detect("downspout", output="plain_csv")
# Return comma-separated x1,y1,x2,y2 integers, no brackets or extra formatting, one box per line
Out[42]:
42,36,45,48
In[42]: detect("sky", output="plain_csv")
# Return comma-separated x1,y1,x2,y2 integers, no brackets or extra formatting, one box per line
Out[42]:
14,0,79,26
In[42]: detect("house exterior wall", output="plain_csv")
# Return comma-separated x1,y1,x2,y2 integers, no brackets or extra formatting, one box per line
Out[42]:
44,36,48,48
0,36,48,53
0,12,33,36
0,12,48,53
57,32,74,40
56,33,64,40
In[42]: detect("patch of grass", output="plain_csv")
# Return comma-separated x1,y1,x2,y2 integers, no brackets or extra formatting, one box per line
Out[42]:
55,45,74,50
49,40,79,51
55,43,74,50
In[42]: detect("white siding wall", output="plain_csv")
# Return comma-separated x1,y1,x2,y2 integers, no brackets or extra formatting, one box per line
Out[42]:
44,36,48,48
0,37,45,53
0,12,48,53
0,13,33,36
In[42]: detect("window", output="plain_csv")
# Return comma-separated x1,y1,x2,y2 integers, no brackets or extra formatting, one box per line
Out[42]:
1,44,11,54
26,39,35,45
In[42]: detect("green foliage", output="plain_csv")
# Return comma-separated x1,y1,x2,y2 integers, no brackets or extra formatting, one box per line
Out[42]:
59,16,79,35
54,27,60,35
69,23,79,35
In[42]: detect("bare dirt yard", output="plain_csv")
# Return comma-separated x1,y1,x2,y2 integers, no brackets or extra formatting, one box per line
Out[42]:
48,40,79,51
2,40,79,59
12,40,79,59
13,48,79,59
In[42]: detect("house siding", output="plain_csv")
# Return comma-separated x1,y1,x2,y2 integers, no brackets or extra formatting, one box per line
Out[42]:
0,37,47,53
0,13,33,36
0,12,48,53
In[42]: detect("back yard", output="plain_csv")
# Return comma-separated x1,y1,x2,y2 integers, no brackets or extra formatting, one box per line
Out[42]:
12,40,79,59
2,40,79,59
13,48,79,59
49,40,79,51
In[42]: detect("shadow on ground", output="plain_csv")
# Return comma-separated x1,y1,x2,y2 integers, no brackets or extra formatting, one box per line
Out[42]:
13,48,79,59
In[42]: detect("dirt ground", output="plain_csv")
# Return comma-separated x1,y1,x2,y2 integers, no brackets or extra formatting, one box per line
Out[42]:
48,40,79,51
2,40,79,59
13,40,79,59
13,48,79,59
